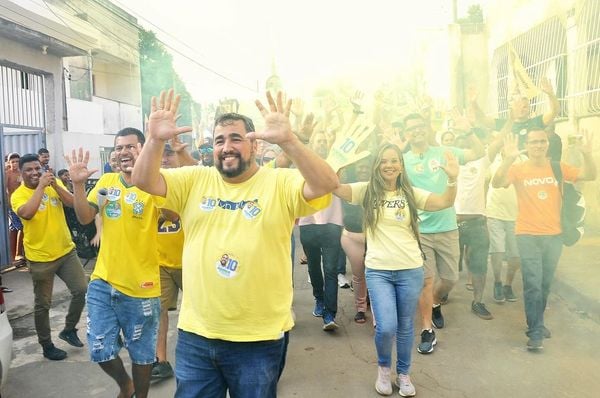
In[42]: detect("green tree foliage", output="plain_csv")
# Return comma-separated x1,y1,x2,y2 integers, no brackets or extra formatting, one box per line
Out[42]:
457,4,484,24
139,28,194,128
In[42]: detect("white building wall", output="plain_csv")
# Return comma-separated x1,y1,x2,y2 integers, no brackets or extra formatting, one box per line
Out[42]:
66,98,104,135
1,37,65,163
60,130,114,173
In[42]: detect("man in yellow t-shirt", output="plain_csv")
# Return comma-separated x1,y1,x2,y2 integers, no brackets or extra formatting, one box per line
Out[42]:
67,128,164,398
131,90,338,397
151,143,185,381
11,154,87,361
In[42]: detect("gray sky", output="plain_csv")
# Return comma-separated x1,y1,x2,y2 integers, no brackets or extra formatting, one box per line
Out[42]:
118,0,488,102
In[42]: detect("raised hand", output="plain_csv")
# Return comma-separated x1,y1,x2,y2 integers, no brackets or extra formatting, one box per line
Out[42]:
65,148,98,184
170,133,189,153
294,113,318,144
439,151,459,181
326,120,373,172
502,133,521,159
539,77,554,95
148,89,193,141
449,108,472,133
252,91,294,145
350,90,364,114
467,84,478,104
575,128,593,154
290,98,305,118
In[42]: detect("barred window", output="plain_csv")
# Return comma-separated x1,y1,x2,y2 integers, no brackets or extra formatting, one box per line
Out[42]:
568,0,600,116
491,16,568,119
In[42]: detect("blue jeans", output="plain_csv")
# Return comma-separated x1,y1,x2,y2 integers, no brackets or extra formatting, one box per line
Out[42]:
366,267,424,374
299,224,342,318
336,246,347,274
86,279,160,364
516,235,562,340
175,330,286,398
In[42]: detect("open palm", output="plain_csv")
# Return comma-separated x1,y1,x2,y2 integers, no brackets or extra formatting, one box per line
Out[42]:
65,148,98,184
148,89,192,141
252,91,294,145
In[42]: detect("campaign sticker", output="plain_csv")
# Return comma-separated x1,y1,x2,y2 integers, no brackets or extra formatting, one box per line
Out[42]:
428,159,440,173
200,196,217,212
216,253,239,279
105,201,122,219
124,192,137,204
242,201,261,220
107,187,122,201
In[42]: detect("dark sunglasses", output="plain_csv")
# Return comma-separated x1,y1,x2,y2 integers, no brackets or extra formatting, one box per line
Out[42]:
200,147,214,154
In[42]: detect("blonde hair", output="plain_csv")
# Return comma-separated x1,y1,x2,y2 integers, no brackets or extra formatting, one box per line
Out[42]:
362,144,421,241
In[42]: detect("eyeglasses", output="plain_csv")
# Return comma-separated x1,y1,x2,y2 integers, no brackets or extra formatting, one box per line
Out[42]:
200,147,213,154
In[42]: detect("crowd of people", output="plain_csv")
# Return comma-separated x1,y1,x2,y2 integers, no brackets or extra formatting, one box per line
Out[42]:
2,77,596,397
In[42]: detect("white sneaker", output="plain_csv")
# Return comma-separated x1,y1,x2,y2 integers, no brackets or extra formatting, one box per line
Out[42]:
375,366,392,396
337,273,350,288
395,373,416,397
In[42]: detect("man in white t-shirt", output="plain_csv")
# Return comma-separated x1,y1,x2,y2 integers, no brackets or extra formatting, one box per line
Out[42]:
454,131,501,319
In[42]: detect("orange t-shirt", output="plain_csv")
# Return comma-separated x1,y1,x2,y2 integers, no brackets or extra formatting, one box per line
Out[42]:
507,161,579,235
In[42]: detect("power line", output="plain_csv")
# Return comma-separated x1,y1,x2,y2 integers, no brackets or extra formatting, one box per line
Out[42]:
89,0,258,93
2,0,258,94
0,3,95,48
108,0,207,59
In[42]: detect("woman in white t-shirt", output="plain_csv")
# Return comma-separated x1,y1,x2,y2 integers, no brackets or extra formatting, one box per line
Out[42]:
334,143,458,397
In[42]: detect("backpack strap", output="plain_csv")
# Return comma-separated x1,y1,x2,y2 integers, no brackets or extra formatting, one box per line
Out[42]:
550,161,564,195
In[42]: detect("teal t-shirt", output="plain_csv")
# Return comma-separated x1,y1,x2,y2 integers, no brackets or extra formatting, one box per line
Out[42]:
403,146,465,233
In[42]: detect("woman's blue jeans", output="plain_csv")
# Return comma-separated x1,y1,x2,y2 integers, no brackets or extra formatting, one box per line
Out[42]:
366,267,424,374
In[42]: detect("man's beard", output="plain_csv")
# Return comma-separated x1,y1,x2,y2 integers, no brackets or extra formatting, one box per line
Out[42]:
216,153,252,178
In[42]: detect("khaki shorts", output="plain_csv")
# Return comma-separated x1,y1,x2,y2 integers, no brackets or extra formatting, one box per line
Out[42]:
421,230,460,281
487,218,519,258
160,266,183,311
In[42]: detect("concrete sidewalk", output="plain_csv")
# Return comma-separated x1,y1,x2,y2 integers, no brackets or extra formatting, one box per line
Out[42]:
2,258,96,321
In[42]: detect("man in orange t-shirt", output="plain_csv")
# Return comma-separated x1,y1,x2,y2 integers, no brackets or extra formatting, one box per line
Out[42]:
492,129,596,351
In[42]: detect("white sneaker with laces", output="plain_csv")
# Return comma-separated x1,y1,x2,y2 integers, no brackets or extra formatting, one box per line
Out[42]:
375,366,392,396
337,273,350,288
396,373,416,397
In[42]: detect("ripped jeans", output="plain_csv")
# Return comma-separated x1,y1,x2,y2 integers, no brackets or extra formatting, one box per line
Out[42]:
86,279,160,364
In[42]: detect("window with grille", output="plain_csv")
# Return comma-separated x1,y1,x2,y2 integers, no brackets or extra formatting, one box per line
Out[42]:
568,0,600,116
491,16,568,119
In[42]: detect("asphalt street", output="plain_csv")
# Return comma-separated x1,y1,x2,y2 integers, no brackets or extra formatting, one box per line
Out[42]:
3,259,600,398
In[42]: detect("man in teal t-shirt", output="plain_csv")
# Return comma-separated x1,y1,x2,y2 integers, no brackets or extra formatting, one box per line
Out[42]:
402,113,484,355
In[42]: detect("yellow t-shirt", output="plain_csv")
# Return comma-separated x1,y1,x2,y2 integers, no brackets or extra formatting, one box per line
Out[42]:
350,182,430,270
158,217,184,269
11,182,75,262
87,173,163,298
161,166,331,342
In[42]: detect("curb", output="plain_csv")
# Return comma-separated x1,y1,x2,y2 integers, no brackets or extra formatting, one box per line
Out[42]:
553,278,600,324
